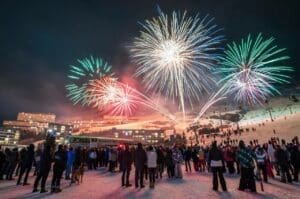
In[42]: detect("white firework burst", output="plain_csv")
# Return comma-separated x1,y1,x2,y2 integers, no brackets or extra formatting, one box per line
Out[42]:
130,9,223,115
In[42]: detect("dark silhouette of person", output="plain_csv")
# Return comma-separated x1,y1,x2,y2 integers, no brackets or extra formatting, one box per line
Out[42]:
134,143,147,188
121,145,133,187
17,144,35,186
33,145,52,193
51,145,67,193
208,141,227,191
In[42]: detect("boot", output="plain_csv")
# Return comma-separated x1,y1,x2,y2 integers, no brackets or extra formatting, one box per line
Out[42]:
40,189,48,193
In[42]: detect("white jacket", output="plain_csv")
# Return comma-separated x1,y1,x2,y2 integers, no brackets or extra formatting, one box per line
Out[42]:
267,144,275,162
147,150,157,168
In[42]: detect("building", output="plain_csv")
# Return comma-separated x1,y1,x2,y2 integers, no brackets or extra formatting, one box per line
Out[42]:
66,135,137,147
89,128,166,144
3,112,56,134
3,120,49,132
63,120,104,132
0,128,20,145
47,123,73,136
17,112,56,123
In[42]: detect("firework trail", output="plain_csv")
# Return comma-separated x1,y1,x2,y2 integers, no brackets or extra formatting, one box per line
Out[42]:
193,88,227,122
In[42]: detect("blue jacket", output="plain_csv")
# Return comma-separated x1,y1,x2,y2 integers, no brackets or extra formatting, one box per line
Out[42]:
67,150,75,165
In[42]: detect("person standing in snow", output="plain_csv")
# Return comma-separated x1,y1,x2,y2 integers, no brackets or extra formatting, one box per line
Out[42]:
120,144,133,187
208,141,227,192
172,144,183,179
147,145,157,188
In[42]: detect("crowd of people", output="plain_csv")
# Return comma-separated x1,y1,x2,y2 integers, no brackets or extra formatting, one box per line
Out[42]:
0,135,299,194
0,144,85,193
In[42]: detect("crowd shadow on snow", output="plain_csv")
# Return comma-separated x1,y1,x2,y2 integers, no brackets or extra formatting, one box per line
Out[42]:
0,183,17,192
3,169,300,199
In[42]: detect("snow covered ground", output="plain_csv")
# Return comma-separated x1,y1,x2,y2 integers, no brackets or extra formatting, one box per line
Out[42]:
202,110,300,146
1,167,299,199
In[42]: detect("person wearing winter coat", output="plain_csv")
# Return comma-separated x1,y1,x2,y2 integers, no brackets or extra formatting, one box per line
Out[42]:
120,144,133,187
3,148,12,180
134,143,147,188
17,144,35,186
65,147,75,180
172,145,183,178
147,145,157,188
267,141,279,175
166,148,175,178
267,141,276,164
156,147,165,178
0,145,6,180
236,141,256,192
199,148,206,172
33,145,52,193
7,148,18,180
109,148,117,172
290,144,300,182
73,147,83,170
15,148,26,183
255,146,268,182
88,148,97,170
224,146,235,174
275,145,292,183
51,145,67,193
34,146,42,176
191,148,199,172
184,147,192,173
208,141,227,192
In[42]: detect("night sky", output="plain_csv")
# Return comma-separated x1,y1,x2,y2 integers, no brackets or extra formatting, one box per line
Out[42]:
0,0,299,122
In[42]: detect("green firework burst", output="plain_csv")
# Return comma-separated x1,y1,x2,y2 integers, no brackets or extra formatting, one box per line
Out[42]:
218,33,293,105
66,56,112,105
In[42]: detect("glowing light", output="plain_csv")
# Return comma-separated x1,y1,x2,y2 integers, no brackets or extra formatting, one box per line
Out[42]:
109,84,139,116
87,78,176,120
194,34,292,122
66,56,112,105
218,34,293,105
130,9,223,115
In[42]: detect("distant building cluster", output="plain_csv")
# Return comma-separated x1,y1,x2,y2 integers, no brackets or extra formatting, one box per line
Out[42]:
17,112,56,123
63,116,139,132
0,128,20,145
1,112,73,145
87,128,166,144
3,112,56,134
47,122,73,136
1,112,177,146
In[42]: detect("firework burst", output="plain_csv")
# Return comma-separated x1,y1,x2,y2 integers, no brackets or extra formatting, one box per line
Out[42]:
130,9,223,115
218,34,293,105
66,56,112,105
86,78,138,116
87,78,176,119
109,84,139,116
86,76,119,108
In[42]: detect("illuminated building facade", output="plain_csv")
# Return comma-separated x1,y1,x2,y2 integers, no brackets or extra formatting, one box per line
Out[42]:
90,128,166,144
47,123,73,136
3,112,56,134
64,120,104,131
17,112,55,123
0,128,20,145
